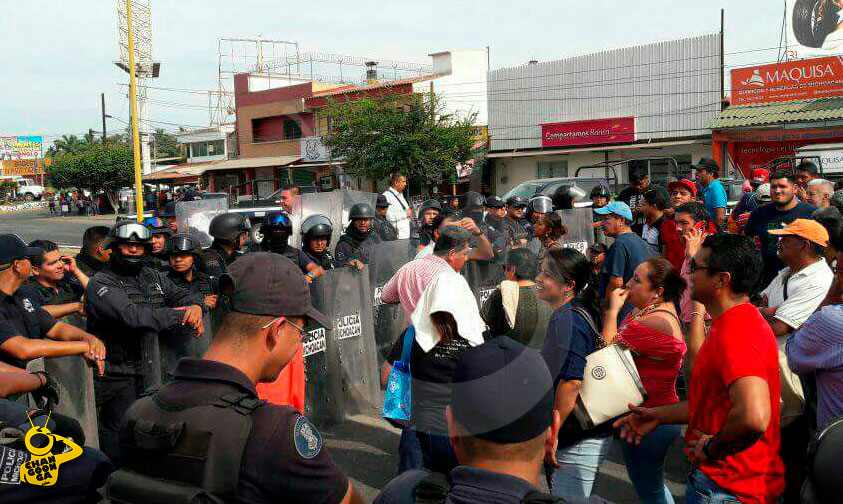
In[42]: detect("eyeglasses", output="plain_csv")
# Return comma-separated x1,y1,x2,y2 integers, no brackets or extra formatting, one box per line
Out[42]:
689,258,722,274
261,316,307,337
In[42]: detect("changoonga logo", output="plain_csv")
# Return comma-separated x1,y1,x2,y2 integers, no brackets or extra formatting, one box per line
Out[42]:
20,412,83,486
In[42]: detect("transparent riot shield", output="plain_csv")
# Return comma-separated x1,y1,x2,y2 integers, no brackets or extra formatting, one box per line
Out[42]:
462,260,505,309
175,198,229,248
558,208,595,255
328,267,381,417
341,189,378,230
297,191,344,250
26,357,98,449
141,332,162,392
367,239,418,360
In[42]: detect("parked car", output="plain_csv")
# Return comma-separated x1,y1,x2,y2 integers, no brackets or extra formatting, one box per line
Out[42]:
501,177,609,208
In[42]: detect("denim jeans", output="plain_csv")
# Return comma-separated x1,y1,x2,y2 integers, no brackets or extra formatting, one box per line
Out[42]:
685,468,742,504
416,430,458,474
621,423,682,504
398,427,424,473
550,435,613,498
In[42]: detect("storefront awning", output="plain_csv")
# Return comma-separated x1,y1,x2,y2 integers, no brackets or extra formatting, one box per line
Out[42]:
487,139,705,159
142,164,208,182
708,98,843,129
201,155,302,172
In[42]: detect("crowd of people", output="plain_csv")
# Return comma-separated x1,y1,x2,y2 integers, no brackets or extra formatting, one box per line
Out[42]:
2,158,843,504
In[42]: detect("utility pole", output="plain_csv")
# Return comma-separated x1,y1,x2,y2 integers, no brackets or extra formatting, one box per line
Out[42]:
126,0,144,220
720,9,725,110
101,93,107,144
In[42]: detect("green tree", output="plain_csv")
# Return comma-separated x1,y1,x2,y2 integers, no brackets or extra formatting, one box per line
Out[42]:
322,94,481,188
47,143,134,212
46,134,88,157
152,128,181,158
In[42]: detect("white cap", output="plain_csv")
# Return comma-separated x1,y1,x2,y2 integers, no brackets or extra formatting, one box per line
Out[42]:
756,183,771,202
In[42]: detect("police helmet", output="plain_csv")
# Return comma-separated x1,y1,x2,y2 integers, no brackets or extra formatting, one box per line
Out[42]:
376,194,390,208
528,195,553,215
107,220,152,249
417,199,442,219
142,216,173,236
302,214,333,239
552,185,587,210
460,191,485,210
349,203,376,220
263,211,293,233
590,185,611,199
159,201,177,218
506,195,528,208
208,213,250,241
167,233,201,256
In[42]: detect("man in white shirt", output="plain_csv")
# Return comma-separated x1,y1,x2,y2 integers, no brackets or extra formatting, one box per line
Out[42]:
761,219,834,338
382,173,412,239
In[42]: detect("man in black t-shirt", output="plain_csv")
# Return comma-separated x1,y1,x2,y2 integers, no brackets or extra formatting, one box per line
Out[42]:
745,171,816,288
22,239,88,326
617,171,651,221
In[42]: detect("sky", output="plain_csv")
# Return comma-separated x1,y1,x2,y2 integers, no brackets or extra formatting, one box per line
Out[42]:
0,0,792,145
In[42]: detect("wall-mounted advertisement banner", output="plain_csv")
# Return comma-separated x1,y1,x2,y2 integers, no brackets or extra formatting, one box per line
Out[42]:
1,158,49,176
0,136,43,160
541,117,635,148
788,0,843,59
731,56,843,105
301,136,331,163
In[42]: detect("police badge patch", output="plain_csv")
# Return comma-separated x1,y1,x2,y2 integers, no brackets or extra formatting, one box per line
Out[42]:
293,416,322,459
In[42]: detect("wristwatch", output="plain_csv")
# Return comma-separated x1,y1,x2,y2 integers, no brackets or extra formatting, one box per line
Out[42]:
472,231,483,236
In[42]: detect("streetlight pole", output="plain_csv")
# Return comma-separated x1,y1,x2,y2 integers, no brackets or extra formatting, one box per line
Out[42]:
126,0,144,221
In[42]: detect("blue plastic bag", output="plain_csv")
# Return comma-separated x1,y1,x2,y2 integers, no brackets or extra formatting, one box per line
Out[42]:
382,326,415,421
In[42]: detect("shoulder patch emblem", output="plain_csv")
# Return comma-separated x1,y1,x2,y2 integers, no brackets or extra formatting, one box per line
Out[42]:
22,298,34,313
293,416,322,459
96,286,108,297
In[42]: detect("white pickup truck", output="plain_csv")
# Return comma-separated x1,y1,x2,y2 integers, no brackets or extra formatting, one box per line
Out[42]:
15,178,44,201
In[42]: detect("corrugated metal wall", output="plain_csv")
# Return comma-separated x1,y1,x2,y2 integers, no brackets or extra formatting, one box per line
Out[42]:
488,33,722,151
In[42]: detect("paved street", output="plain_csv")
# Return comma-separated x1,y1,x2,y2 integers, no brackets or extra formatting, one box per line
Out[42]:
0,208,115,247
2,209,692,502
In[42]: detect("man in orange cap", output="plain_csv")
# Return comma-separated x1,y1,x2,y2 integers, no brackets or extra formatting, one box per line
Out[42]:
760,218,834,503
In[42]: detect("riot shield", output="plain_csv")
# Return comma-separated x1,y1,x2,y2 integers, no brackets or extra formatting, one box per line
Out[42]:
341,190,378,230
558,208,595,255
367,239,418,360
328,267,381,417
159,320,212,384
462,260,505,309
304,275,345,427
141,332,162,392
297,191,343,250
175,198,229,248
26,357,98,449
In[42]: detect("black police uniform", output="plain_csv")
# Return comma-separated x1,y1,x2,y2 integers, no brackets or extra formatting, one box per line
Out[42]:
259,241,314,274
20,277,85,328
85,264,204,462
0,290,59,369
373,214,399,242
146,252,169,272
201,241,242,278
165,268,217,298
335,228,381,266
110,358,349,504
304,248,339,271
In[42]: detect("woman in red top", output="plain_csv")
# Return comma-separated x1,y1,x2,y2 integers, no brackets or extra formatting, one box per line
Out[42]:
603,257,687,504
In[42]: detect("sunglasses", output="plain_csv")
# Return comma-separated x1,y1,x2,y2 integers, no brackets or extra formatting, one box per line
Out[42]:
261,316,307,337
689,258,723,274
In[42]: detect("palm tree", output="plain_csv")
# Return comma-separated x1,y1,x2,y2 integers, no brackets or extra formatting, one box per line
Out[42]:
47,134,86,157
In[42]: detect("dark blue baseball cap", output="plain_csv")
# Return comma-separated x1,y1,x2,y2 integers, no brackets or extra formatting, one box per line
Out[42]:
450,336,553,443
0,234,41,266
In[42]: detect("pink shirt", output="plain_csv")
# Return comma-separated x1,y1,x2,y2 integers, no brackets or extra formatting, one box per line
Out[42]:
380,255,454,320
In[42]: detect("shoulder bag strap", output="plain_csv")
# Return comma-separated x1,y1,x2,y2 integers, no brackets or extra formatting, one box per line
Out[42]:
648,308,682,326
388,188,408,210
400,326,416,364
571,306,604,350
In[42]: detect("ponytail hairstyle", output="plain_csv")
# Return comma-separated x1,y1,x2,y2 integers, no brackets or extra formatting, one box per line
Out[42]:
643,257,686,304
539,212,569,241
543,248,600,322
430,311,459,345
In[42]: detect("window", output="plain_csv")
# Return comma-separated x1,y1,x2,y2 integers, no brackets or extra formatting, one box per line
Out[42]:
284,119,302,140
191,143,207,157
537,161,568,179
208,140,224,155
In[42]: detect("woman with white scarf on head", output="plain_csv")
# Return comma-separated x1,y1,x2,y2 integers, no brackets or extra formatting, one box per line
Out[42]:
383,269,487,474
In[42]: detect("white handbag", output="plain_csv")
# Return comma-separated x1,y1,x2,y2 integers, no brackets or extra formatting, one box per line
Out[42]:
573,345,648,430
778,335,805,428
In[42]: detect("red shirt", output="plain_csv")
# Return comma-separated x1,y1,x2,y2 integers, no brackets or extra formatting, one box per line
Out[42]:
686,303,785,504
619,317,686,408
660,219,719,272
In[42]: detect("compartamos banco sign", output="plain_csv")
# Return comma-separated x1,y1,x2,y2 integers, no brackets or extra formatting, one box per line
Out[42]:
731,56,843,106
541,117,636,148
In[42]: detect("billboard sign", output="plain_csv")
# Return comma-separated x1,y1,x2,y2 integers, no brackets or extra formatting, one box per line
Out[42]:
0,136,43,160
787,0,843,59
541,117,636,148
731,56,843,105
300,136,330,163
1,158,49,176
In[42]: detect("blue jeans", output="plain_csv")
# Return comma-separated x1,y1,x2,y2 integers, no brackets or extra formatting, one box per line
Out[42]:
398,427,423,473
416,430,458,474
550,435,613,498
621,423,681,504
685,468,742,504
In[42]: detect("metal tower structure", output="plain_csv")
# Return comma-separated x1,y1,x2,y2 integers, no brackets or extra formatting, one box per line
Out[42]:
117,0,159,175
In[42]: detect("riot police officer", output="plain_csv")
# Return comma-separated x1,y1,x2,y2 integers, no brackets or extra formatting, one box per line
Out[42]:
301,214,339,271
503,196,531,246
85,220,206,463
417,199,442,249
551,184,587,211
260,211,322,280
166,233,217,308
159,201,178,233
372,195,399,242
460,191,507,259
142,216,173,271
105,253,363,504
202,212,250,278
484,196,516,247
590,185,611,209
335,203,381,267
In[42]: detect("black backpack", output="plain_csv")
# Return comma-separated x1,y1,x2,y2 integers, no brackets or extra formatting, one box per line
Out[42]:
801,415,843,504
